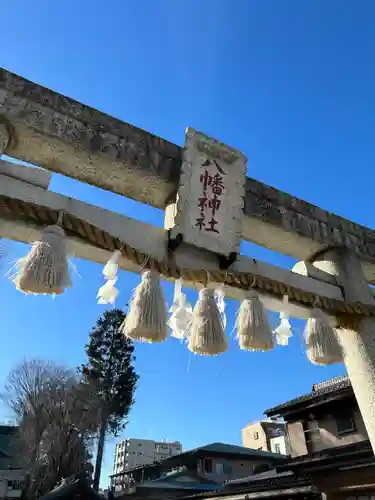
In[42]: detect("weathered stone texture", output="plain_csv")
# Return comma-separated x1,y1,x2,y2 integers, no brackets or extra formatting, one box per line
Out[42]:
245,176,375,262
313,249,375,454
0,69,181,208
0,122,9,153
1,68,375,265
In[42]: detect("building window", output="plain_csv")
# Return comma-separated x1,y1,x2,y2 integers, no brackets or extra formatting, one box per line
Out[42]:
336,411,356,435
216,463,224,474
253,432,259,440
8,480,24,490
203,458,213,473
275,443,281,454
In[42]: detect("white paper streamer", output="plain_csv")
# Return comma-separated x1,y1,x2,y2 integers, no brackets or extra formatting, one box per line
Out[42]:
168,293,193,340
169,279,183,313
97,250,122,304
168,280,192,340
215,284,227,330
97,278,119,304
103,250,122,279
273,296,293,346
275,312,293,346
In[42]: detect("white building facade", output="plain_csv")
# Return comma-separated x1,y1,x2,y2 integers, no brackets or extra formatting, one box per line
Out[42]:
242,418,290,456
269,433,289,455
113,438,182,474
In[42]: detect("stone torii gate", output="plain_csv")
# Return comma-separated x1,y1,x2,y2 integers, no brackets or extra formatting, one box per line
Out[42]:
1,68,375,453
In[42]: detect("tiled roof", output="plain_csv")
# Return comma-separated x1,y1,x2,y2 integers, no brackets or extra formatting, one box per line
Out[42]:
197,443,284,460
142,480,220,491
174,486,315,500
276,439,373,472
173,471,310,500
226,469,293,485
110,443,286,477
265,376,351,416
311,375,348,391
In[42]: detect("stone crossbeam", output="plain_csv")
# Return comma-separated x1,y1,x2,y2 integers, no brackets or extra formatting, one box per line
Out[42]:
2,68,375,277
0,174,351,320
0,159,51,189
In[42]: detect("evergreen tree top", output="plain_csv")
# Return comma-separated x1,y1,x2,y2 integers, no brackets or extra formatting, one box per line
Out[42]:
80,309,138,436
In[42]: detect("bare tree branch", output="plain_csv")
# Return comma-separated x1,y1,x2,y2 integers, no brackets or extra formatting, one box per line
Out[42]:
1,359,101,499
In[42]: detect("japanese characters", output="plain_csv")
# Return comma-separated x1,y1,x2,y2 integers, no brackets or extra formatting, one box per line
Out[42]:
165,128,246,256
196,159,226,235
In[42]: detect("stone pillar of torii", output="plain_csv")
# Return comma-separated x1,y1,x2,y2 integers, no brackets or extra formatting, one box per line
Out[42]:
1,68,375,451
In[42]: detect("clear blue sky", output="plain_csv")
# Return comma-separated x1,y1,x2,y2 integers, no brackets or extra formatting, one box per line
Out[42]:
2,0,374,487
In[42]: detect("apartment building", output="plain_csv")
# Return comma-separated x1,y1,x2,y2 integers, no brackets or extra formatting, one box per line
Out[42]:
242,419,289,455
110,442,288,498
113,438,182,473
264,375,367,457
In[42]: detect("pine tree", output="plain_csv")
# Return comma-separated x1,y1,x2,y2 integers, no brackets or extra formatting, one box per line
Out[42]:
80,309,138,490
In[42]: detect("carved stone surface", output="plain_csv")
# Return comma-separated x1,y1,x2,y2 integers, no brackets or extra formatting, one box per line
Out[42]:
166,128,246,256
0,122,9,153
1,68,375,265
244,178,375,263
311,249,375,454
0,69,182,209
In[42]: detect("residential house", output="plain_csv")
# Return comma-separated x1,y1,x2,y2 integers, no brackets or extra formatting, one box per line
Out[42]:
264,376,367,457
176,467,320,500
275,439,375,500
0,426,27,500
178,441,375,500
110,442,287,499
177,377,375,500
242,419,290,455
114,438,182,474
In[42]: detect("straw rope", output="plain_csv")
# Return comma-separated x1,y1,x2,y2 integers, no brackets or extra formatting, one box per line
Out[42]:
0,194,373,320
